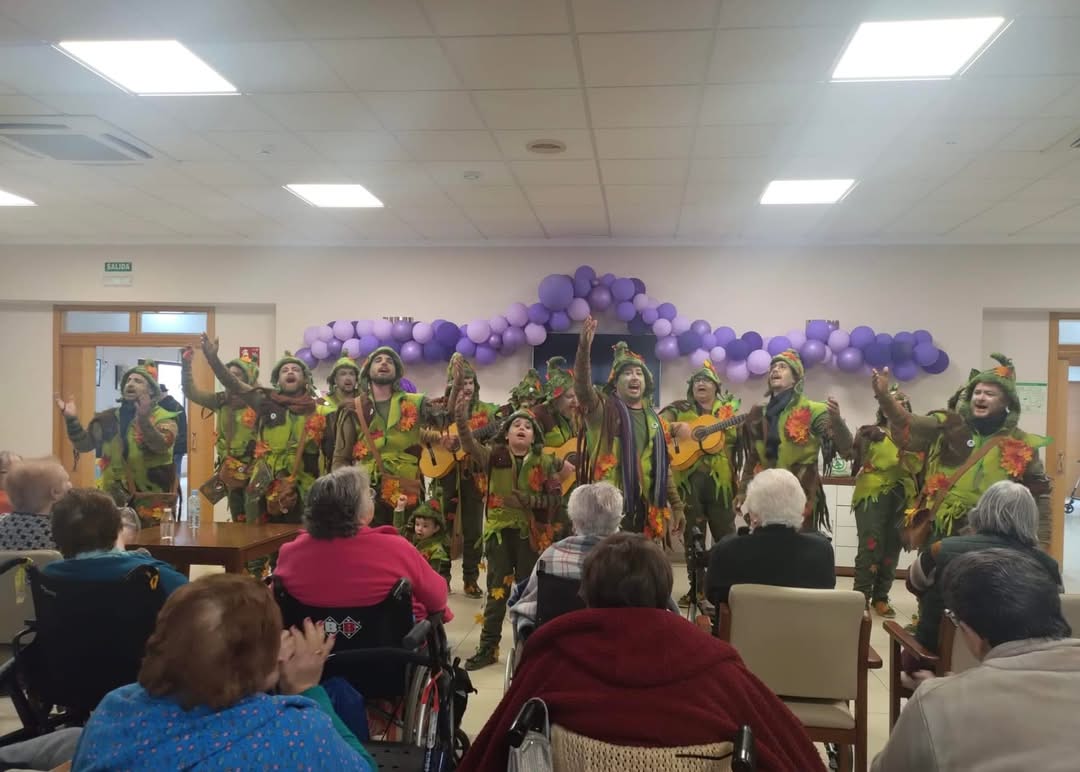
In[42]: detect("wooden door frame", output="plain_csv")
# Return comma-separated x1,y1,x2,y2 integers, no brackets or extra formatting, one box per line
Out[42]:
1046,312,1080,564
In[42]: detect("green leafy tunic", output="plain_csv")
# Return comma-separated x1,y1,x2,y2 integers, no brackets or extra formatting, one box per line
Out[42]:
252,405,323,522
852,430,922,509
660,396,741,505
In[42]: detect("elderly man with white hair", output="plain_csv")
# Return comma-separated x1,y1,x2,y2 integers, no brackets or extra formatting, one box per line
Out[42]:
705,468,835,605
509,482,624,638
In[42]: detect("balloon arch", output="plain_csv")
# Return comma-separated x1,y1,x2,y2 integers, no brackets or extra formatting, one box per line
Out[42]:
295,265,949,384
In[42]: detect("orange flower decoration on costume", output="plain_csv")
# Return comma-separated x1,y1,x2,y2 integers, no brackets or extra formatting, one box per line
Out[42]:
593,453,617,481
380,478,418,508
645,505,671,540
352,442,370,460
993,365,1012,378
785,407,812,444
398,401,418,431
241,407,257,429
486,493,505,510
923,472,949,499
254,440,271,459
469,412,489,431
1000,438,1034,478
715,404,735,421
528,465,546,493
473,472,489,494
305,414,327,444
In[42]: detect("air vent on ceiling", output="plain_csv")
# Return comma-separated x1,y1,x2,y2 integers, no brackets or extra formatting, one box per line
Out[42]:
0,117,155,163
1071,136,1080,150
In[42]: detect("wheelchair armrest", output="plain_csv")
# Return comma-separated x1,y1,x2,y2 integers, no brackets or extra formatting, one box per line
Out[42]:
402,618,432,650
882,620,939,663
11,625,36,658
0,557,29,577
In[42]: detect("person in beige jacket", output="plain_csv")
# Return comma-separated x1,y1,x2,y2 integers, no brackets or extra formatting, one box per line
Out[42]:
872,547,1079,771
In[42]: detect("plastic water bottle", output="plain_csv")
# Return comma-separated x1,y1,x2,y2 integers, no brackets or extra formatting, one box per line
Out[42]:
188,492,201,529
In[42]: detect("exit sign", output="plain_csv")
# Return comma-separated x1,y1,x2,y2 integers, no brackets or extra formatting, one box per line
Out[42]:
103,261,133,286
104,261,132,272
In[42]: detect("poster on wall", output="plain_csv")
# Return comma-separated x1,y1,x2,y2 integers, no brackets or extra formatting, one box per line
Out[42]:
238,346,260,365
1016,382,1048,414
533,333,662,389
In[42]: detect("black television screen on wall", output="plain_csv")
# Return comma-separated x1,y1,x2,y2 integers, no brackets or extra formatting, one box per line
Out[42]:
532,333,662,392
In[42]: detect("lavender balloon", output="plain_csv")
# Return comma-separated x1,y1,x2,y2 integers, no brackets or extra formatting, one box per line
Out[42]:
507,302,529,328
485,333,501,351
727,361,750,384
671,315,691,335
524,323,547,346
467,319,491,345
475,344,497,366
538,274,575,311
573,276,592,297
836,347,864,373
633,293,650,312
655,336,679,362
786,329,806,349
615,301,636,322
600,272,616,286
310,339,330,360
690,349,709,368
676,331,702,355
923,350,950,375
502,326,526,351
332,320,355,341
489,316,509,335
864,342,891,368
747,349,771,375
710,346,727,364
316,325,334,343
399,378,417,393
342,338,361,358
567,298,590,322
691,319,711,337
913,329,933,346
725,339,750,362
701,332,717,350
642,307,659,325
588,285,613,312
296,347,317,369
574,265,596,283
373,319,393,341
355,319,374,337
423,341,446,362
358,335,380,356
827,329,850,353
549,311,571,332
303,326,320,346
875,332,894,347
411,322,432,344
893,360,919,382
400,341,422,363
456,338,477,357
741,331,763,352
913,342,940,367
893,331,915,346
801,339,827,365
767,336,792,356
652,318,672,337
631,278,646,295
657,302,677,321
527,303,551,325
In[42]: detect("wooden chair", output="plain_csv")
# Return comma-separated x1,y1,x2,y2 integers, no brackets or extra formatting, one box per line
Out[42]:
719,585,874,772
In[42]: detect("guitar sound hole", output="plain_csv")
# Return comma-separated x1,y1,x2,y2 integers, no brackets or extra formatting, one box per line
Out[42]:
692,428,707,441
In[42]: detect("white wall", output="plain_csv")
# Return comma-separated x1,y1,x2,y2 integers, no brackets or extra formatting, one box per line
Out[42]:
3,244,1080,455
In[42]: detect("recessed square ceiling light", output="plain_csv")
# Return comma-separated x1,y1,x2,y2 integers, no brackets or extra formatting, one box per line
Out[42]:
0,188,35,207
832,18,1008,81
55,40,237,95
760,179,856,205
285,184,384,208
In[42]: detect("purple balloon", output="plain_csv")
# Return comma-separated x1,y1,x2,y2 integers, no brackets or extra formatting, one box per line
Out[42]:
893,331,915,346
487,333,503,351
342,338,361,358
293,347,314,368
836,347,864,373
642,307,659,325
310,339,330,360
507,302,529,328
302,326,320,346
923,350,950,375
411,322,433,344
422,341,446,362
574,265,597,284
539,274,575,311
801,339,827,365
628,316,650,336
725,339,750,362
527,303,551,325
567,297,590,322
891,341,914,363
332,320,355,341
806,320,831,343
599,272,616,286
741,331,764,352
875,332,894,347
827,329,850,353
315,325,333,343
435,322,461,348
358,335,380,356
400,341,422,363
549,311,572,332
489,316,509,335
913,329,933,345
652,318,672,337
456,338,477,357
747,349,772,376
786,329,807,349
326,338,343,358
710,346,727,364
631,278,646,295
655,336,679,362
690,319,711,337
611,278,636,302
383,340,402,354
615,301,636,322
524,323,547,346
373,318,393,341
701,332,717,350
850,325,875,349
503,326,526,351
355,319,374,337
714,326,736,346
475,344,497,366
657,302,677,321
388,319,411,343
588,285,613,312
893,360,918,382
767,336,792,356
632,293,650,312
913,342,940,367
727,361,750,384
399,378,417,393
671,315,691,335
677,331,702,355
690,349,709,368
864,342,891,368
431,318,448,333
573,276,592,297
465,319,490,344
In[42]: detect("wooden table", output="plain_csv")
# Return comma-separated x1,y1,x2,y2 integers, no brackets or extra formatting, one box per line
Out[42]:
126,522,302,576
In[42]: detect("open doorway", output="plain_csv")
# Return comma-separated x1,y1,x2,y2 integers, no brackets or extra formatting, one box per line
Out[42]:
1047,316,1080,591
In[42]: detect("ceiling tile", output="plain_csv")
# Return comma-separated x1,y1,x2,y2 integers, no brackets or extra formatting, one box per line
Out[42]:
176,161,271,186
0,94,61,115
301,131,410,161
444,184,529,208
532,204,609,236
524,185,603,208
1016,203,1080,234
947,199,1073,235
510,159,599,185
609,209,679,238
146,0,296,41
687,156,771,184
394,130,502,161
0,45,122,94
925,176,1030,202
464,207,545,238
192,42,349,93
881,199,992,236
893,118,1022,154
494,129,594,159
316,39,461,91
593,127,693,158
579,31,713,86
0,0,163,39
393,209,483,240
423,160,516,186
422,0,569,35
604,185,682,208
954,151,1064,180
928,77,1073,120
135,131,235,161
472,90,587,130
443,36,580,89
206,131,318,162
1015,175,1080,199
252,93,383,132
587,86,699,128
32,93,177,135
693,124,784,158
1038,81,1080,117
997,118,1079,151
967,18,1080,77
333,161,434,187
572,0,718,32
149,96,283,132
700,83,820,125
250,160,354,183
272,0,433,38
599,158,687,185
716,0,863,27
364,92,485,131
368,184,452,210
144,186,264,222
708,27,849,83
220,184,309,216
869,148,978,180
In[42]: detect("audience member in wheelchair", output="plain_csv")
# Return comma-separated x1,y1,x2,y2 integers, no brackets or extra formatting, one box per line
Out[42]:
461,533,824,772
509,481,622,640
904,481,1061,672
705,468,835,605
0,456,69,551
275,466,452,622
872,547,1078,771
0,449,19,514
73,574,376,771
44,488,187,595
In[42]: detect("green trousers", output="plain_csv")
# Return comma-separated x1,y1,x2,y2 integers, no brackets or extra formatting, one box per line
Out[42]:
680,468,735,585
853,486,905,603
479,527,538,650
435,472,484,586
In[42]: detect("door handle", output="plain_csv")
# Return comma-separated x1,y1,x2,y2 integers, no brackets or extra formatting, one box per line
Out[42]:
191,432,197,452
1057,451,1065,475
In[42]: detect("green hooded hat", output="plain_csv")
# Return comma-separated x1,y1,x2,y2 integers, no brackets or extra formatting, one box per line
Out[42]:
510,369,544,408
411,498,446,530
957,353,1021,428
226,357,259,386
327,355,360,393
360,346,405,392
120,360,162,400
544,356,574,402
444,353,480,404
605,341,654,400
497,408,546,455
270,352,313,393
686,359,724,401
768,349,805,395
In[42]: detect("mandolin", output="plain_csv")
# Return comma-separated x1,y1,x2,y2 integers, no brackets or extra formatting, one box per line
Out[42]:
419,421,502,479
667,412,748,471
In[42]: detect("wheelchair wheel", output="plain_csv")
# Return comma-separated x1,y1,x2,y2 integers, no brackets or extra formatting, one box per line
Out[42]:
454,727,470,762
402,664,429,744
1066,501,1075,515
503,644,518,693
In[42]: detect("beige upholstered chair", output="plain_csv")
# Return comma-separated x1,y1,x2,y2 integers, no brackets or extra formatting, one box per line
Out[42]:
551,725,735,771
1060,593,1080,631
0,550,62,648
723,584,871,772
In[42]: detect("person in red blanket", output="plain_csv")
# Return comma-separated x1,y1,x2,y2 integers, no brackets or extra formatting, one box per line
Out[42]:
460,532,823,772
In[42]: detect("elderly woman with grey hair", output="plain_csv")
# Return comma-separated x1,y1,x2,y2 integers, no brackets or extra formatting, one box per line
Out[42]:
274,465,452,622
906,480,1062,663
509,482,626,637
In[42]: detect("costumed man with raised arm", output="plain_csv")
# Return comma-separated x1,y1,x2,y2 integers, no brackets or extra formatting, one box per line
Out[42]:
56,361,179,527
660,360,742,606
331,346,449,530
451,359,574,671
181,348,260,521
738,349,853,532
318,355,360,471
575,317,684,540
851,385,923,618
871,354,1051,551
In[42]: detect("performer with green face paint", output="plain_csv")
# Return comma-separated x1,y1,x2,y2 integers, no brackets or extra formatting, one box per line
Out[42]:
574,317,684,540
56,361,180,527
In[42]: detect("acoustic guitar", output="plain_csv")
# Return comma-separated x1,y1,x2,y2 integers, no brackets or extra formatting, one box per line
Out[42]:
546,437,580,495
667,413,748,471
419,422,502,479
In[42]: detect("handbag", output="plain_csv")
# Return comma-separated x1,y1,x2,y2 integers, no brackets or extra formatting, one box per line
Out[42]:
508,698,552,772
265,431,310,517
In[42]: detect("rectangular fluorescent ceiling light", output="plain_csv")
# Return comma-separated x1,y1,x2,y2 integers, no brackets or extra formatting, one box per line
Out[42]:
55,40,237,95
760,179,855,205
285,184,384,208
0,188,35,206
832,18,1008,81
